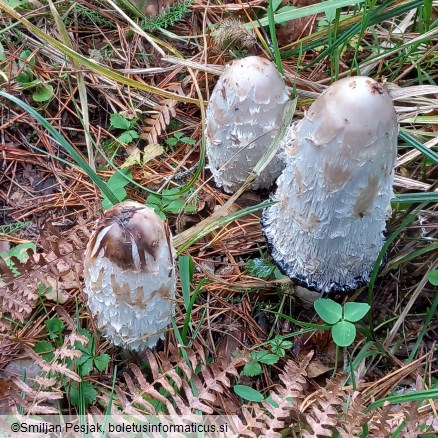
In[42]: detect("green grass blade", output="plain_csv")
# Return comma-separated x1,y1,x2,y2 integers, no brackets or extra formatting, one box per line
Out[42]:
393,193,438,204
399,130,438,164
281,0,425,61
47,0,94,170
176,200,274,254
303,0,426,69
181,278,208,344
387,243,438,271
367,388,438,411
248,0,364,27
264,309,332,330
0,0,198,104
179,255,194,309
268,0,283,74
0,91,118,203
406,290,438,364
367,204,426,310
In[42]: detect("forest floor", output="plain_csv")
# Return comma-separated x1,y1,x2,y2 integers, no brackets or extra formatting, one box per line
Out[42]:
0,0,437,436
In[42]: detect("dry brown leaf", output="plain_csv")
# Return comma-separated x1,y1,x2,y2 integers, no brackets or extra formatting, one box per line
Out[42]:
307,358,332,378
276,0,321,46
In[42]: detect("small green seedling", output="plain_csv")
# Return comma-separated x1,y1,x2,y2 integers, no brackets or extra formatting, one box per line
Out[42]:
242,338,292,378
165,131,196,147
243,350,280,377
314,298,370,347
15,50,54,103
45,316,65,342
244,257,282,280
146,187,197,219
110,113,139,144
268,338,293,357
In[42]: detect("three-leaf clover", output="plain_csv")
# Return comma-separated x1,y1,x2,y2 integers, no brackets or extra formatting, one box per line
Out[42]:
314,299,370,347
165,131,195,147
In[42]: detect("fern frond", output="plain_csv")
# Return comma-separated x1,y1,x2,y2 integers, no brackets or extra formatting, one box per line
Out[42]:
399,402,420,438
12,378,63,414
301,375,345,438
239,405,268,437
142,0,193,31
141,98,178,145
231,354,312,437
0,222,88,322
338,391,368,438
112,341,244,418
368,404,398,437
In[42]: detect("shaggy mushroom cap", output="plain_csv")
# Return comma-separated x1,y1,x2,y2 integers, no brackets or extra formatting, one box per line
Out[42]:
206,56,289,193
83,201,176,350
262,76,398,295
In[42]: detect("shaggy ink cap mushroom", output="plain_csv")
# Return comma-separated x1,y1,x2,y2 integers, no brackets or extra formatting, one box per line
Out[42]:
206,56,289,193
262,76,398,295
83,201,176,351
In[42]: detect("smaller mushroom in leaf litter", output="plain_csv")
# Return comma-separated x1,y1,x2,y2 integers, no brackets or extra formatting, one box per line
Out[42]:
262,76,398,295
84,201,176,351
206,56,290,193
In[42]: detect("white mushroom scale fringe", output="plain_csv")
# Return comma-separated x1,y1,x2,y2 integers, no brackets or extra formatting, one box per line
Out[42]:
206,56,290,193
83,201,176,350
262,77,398,295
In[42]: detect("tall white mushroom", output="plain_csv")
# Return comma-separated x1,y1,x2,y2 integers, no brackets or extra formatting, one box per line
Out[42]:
262,76,398,295
83,201,176,350
206,56,289,193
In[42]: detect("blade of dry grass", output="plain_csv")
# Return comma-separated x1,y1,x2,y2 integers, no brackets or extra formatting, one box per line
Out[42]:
384,258,438,347
172,99,297,251
47,0,94,170
0,0,198,104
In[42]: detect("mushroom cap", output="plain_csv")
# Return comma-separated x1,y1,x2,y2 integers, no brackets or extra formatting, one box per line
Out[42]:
262,76,398,295
206,56,289,193
83,201,176,350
